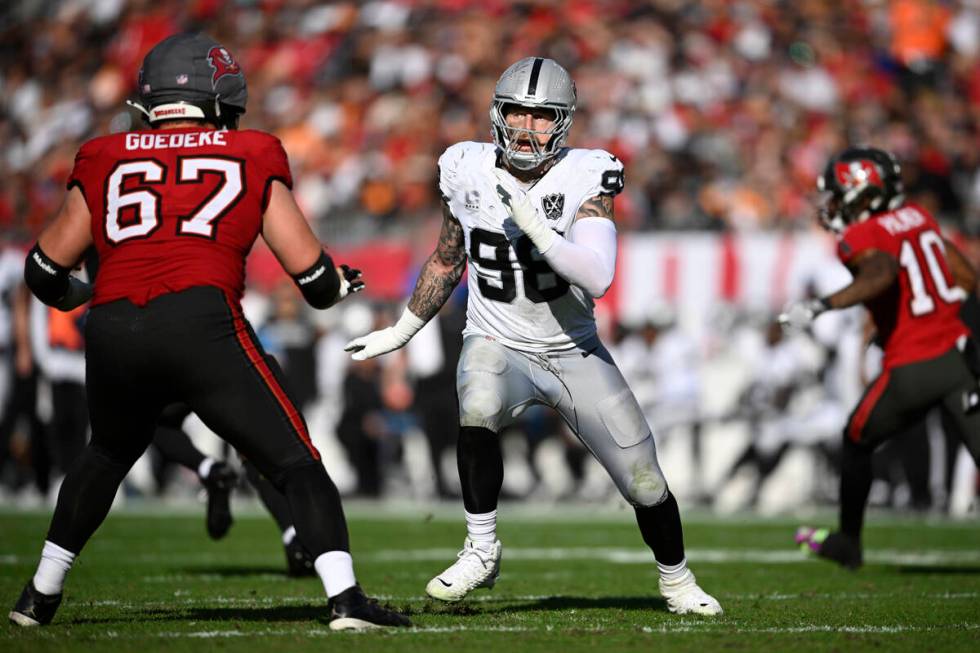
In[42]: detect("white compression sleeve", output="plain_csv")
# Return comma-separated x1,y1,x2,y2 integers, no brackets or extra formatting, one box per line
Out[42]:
539,217,617,298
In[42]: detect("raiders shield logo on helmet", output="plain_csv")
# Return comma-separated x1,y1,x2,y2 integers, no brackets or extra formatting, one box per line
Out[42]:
207,46,242,88
541,193,564,220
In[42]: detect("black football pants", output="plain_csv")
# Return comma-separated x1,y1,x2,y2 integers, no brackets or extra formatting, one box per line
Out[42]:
47,286,348,556
839,345,980,539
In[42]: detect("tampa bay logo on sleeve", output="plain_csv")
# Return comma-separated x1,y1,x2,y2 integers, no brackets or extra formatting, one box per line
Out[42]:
207,46,242,88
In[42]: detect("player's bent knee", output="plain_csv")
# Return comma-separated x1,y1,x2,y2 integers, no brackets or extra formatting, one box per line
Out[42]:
622,459,669,507
458,387,504,430
265,459,328,492
89,442,143,472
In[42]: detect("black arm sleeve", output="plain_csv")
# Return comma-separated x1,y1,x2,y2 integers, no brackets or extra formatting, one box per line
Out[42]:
24,243,70,307
292,250,341,309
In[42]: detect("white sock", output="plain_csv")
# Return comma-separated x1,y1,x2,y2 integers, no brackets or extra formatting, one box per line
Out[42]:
197,457,216,481
32,541,76,595
314,551,357,598
465,509,497,545
282,525,297,546
657,557,688,583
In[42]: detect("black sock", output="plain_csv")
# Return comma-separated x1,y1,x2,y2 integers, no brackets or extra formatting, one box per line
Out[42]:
457,426,503,514
47,445,138,553
634,490,685,566
244,459,294,533
281,463,349,554
839,438,872,540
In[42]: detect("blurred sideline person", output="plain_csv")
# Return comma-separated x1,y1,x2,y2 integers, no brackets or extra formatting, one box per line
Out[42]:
28,294,88,490
1,282,48,496
613,310,706,501
10,33,408,630
406,300,466,499
345,57,721,615
716,318,828,508
781,147,980,569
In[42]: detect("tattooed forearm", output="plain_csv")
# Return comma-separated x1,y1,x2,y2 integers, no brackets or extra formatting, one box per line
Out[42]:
407,201,467,321
575,194,615,220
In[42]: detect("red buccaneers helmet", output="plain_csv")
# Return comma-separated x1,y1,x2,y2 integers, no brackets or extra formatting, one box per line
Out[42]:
816,147,904,233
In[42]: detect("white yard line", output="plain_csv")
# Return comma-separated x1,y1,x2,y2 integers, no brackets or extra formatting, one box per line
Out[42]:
358,546,980,566
87,590,980,610
5,623,978,639
5,545,971,568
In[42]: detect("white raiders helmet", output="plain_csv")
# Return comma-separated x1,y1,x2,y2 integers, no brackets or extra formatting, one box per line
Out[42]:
490,57,576,171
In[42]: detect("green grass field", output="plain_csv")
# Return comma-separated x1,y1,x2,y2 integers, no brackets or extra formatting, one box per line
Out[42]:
0,503,978,652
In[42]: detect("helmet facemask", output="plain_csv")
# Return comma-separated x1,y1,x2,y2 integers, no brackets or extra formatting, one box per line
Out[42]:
490,100,573,170
489,57,577,171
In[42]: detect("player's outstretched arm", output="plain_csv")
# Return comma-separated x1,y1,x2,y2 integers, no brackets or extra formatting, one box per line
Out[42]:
344,200,465,360
779,249,898,330
944,238,978,295
493,169,616,298
25,187,94,311
827,250,899,308
262,180,363,308
406,200,467,320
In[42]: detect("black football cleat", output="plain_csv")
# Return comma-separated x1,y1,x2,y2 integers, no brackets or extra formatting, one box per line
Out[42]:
327,584,411,630
204,461,237,540
284,537,316,577
9,581,62,626
796,527,863,570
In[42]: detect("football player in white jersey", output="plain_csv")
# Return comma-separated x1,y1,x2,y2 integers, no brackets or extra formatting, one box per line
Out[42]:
345,57,721,616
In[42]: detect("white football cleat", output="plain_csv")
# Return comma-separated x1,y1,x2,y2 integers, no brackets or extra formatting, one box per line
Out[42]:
425,537,501,602
659,569,723,616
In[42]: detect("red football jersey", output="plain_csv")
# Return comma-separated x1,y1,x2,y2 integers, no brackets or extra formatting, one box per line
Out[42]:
838,203,967,368
67,127,293,308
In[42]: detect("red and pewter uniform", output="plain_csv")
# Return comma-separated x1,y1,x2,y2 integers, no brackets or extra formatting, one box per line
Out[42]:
838,204,980,455
838,203,968,369
69,127,320,468
66,127,292,309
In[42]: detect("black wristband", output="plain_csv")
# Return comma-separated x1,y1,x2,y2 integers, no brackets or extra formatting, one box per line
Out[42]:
291,250,341,309
24,243,70,307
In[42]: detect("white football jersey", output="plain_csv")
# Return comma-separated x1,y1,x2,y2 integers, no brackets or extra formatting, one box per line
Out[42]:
438,142,624,353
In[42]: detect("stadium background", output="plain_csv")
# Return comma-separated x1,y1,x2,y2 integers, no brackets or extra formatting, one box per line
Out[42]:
0,0,978,517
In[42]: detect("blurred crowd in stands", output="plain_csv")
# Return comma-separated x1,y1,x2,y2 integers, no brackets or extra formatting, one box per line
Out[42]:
6,0,980,242
1,1,979,514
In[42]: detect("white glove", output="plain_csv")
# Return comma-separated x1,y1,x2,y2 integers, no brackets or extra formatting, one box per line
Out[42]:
777,298,829,331
343,308,425,361
492,168,556,252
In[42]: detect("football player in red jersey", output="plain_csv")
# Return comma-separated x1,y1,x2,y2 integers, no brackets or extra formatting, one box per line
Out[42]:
10,33,409,630
780,147,980,569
